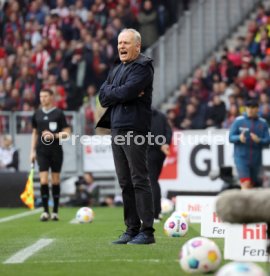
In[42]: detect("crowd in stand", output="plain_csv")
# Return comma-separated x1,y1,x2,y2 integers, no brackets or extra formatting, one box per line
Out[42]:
0,0,180,133
4,1,269,135
167,4,270,131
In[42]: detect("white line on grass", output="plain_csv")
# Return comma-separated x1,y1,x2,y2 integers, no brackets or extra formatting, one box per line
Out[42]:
4,238,54,264
69,218,79,224
0,208,42,223
31,259,178,264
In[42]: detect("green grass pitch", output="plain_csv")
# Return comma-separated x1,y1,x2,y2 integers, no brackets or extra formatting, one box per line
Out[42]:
0,207,268,276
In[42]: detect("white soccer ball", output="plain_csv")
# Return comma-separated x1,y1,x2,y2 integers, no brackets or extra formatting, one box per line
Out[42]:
76,207,94,223
216,262,267,276
164,215,188,237
161,198,174,214
171,211,190,224
179,237,222,274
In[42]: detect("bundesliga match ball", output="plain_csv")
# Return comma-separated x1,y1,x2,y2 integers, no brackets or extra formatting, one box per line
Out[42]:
161,198,174,214
171,211,190,224
216,262,267,276
179,237,222,274
76,207,94,223
164,215,188,237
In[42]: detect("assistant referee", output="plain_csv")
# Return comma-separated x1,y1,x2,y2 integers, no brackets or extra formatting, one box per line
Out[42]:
30,88,71,221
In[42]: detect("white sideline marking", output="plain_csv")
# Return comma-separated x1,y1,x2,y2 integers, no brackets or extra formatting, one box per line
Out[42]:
69,218,79,224
0,208,42,223
31,258,177,264
4,238,54,264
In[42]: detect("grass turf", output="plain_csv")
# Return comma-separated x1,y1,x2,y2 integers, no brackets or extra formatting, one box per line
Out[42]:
0,207,268,276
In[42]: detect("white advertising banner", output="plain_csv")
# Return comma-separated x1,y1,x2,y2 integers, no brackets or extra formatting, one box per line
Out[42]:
82,131,270,192
175,196,216,223
177,130,234,192
200,198,226,238
83,135,115,172
224,223,268,262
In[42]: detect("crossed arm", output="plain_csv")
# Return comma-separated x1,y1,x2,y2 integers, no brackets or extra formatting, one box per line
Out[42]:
99,65,152,107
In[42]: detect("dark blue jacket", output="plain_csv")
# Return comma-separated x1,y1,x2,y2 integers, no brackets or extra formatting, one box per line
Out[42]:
229,113,270,165
150,108,172,149
96,54,154,133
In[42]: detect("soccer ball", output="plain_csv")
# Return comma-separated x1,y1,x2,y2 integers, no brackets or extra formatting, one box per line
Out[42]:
76,207,94,223
164,215,188,237
161,198,174,214
179,237,222,274
216,262,267,276
171,211,190,224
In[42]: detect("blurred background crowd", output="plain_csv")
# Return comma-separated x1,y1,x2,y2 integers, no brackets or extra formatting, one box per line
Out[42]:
0,0,181,133
1,1,270,135
168,4,270,131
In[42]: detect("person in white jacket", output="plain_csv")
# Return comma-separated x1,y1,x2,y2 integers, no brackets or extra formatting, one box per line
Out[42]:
0,135,19,171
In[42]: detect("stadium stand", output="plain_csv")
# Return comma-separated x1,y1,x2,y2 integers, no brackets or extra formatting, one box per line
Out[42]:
166,1,270,130
0,0,182,134
1,0,267,205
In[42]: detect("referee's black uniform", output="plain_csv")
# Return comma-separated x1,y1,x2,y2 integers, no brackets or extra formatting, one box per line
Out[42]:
32,108,68,172
32,107,68,217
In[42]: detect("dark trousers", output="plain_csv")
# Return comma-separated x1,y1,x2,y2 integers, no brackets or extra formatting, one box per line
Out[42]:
148,148,166,219
111,129,154,236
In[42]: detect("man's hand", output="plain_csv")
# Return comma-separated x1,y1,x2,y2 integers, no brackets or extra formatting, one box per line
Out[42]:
239,131,246,143
181,119,191,129
250,132,260,143
138,91,144,97
30,152,36,163
161,144,170,156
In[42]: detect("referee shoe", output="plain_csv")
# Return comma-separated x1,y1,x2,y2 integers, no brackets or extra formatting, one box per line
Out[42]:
51,213,59,221
40,212,50,222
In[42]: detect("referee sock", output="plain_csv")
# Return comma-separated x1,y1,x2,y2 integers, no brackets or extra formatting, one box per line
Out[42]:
40,184,49,213
52,184,60,213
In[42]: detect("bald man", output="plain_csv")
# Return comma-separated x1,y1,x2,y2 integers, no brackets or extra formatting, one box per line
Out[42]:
97,29,155,245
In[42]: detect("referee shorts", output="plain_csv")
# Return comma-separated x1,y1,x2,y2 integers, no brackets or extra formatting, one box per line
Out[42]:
37,149,63,173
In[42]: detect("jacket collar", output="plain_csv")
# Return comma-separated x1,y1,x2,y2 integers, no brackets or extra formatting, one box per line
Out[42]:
113,53,153,66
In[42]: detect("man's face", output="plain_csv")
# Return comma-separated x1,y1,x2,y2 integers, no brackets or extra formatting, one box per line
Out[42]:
118,31,140,63
246,106,259,118
3,137,12,148
40,91,53,107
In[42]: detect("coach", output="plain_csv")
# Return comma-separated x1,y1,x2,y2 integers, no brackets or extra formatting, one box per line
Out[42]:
97,28,155,245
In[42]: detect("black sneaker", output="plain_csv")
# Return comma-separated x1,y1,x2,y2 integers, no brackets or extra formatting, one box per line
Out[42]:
127,232,155,245
112,233,134,244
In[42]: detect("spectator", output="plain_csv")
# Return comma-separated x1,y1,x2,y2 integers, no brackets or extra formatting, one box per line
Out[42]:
3,87,21,111
206,95,226,128
222,104,239,129
68,43,91,109
83,84,96,134
178,102,205,130
58,67,75,110
166,107,178,130
137,0,158,51
17,103,34,133
0,134,19,171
